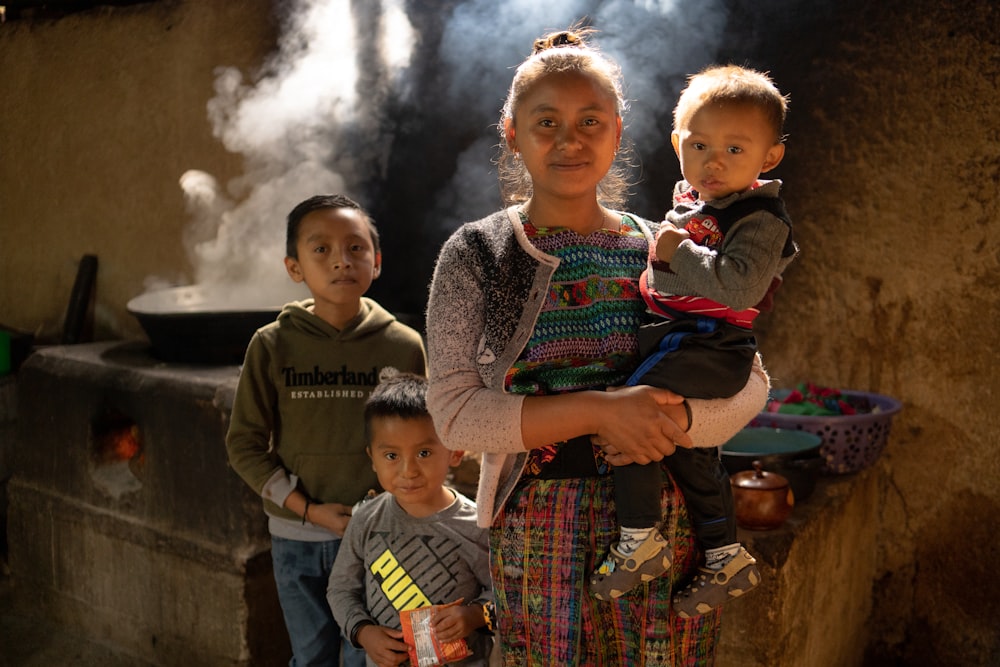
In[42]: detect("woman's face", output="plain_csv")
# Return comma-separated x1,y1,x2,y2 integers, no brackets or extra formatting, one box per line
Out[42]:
507,70,622,203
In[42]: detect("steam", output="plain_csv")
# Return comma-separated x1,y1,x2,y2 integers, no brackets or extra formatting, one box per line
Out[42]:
168,0,727,310
173,0,415,308
429,0,727,230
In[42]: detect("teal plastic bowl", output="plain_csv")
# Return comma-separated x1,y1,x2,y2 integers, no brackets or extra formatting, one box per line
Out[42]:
723,427,822,458
722,427,824,500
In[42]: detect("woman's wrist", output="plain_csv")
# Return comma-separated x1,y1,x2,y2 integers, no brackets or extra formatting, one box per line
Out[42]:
521,391,607,449
579,389,617,434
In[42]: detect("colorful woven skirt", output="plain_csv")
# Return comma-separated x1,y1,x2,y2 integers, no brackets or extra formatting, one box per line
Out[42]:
490,471,721,666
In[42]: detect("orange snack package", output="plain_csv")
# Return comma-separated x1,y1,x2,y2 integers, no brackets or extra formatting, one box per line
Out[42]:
399,602,472,666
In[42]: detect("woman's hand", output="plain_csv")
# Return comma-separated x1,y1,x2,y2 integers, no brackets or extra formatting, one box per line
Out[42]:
592,385,692,465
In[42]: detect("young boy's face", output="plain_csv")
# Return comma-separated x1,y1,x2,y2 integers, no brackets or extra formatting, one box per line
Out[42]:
671,103,785,202
367,415,464,518
284,207,381,327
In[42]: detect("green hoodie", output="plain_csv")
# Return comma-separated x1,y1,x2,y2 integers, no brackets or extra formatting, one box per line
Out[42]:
226,297,426,522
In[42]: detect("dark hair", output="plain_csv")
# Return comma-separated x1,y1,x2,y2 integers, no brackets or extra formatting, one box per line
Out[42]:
497,28,633,208
673,65,790,143
364,368,430,443
285,194,381,259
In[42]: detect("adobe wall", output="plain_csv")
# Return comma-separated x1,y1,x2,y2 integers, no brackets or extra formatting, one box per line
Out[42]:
0,1,997,664
751,2,999,663
0,1,277,340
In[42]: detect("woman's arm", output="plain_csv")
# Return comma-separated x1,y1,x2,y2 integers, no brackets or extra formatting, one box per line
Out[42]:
521,387,692,463
426,229,527,454
684,353,770,447
597,355,769,465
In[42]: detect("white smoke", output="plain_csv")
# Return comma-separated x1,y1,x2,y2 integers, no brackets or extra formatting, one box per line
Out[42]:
164,0,728,310
170,0,415,308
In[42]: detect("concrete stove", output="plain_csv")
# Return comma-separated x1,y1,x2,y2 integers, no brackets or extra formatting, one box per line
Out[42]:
8,342,288,666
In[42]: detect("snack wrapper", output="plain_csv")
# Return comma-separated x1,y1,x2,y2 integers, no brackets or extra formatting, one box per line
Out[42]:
399,603,472,666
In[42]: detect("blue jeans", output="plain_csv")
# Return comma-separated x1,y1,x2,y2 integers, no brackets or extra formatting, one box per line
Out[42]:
271,536,367,667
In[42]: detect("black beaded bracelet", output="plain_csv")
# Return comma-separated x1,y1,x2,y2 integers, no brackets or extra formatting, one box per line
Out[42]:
350,620,373,647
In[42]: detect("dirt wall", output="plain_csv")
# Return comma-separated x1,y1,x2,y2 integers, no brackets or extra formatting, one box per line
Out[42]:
0,0,277,341
751,1,1000,663
0,0,997,664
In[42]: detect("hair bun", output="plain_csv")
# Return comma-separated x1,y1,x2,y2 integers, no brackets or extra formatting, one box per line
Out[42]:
378,366,402,382
532,30,585,54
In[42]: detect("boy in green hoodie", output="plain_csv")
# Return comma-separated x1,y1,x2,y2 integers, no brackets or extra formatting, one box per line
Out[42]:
226,194,426,667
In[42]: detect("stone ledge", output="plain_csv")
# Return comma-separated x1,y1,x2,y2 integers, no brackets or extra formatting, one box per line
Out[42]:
7,479,287,666
717,466,880,667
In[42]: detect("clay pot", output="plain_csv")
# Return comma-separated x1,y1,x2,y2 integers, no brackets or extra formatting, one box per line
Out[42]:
721,427,824,501
731,460,795,530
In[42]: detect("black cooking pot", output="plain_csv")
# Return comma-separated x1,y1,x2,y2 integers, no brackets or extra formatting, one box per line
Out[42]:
721,427,824,501
127,285,282,365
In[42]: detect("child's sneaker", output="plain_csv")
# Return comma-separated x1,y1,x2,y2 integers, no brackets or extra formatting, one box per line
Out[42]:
589,530,671,600
672,545,760,618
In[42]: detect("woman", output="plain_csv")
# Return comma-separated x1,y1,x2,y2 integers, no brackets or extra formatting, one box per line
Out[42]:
425,28,769,665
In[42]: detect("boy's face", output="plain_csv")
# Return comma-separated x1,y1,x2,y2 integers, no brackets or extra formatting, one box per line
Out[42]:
284,207,381,326
671,103,785,202
367,415,464,518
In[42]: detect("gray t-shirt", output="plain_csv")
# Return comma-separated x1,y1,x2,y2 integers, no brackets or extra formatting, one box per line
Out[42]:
327,489,493,666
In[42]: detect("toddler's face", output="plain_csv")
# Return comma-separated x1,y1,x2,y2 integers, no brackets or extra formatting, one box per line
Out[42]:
367,415,463,518
671,103,785,201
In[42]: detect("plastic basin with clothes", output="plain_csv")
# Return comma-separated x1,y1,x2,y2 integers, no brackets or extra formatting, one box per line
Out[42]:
750,389,902,474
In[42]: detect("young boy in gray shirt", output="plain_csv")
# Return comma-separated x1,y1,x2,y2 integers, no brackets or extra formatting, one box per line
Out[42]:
327,369,494,667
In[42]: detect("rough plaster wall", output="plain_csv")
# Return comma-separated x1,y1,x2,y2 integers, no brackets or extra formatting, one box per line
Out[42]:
0,0,277,342
1,0,998,664
752,1,1000,663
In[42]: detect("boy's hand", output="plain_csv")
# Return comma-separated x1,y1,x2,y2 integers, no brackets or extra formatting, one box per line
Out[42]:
306,502,353,536
430,599,485,643
356,624,408,667
655,224,690,263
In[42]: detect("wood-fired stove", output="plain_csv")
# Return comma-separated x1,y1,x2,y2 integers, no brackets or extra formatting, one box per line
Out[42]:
8,342,289,665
